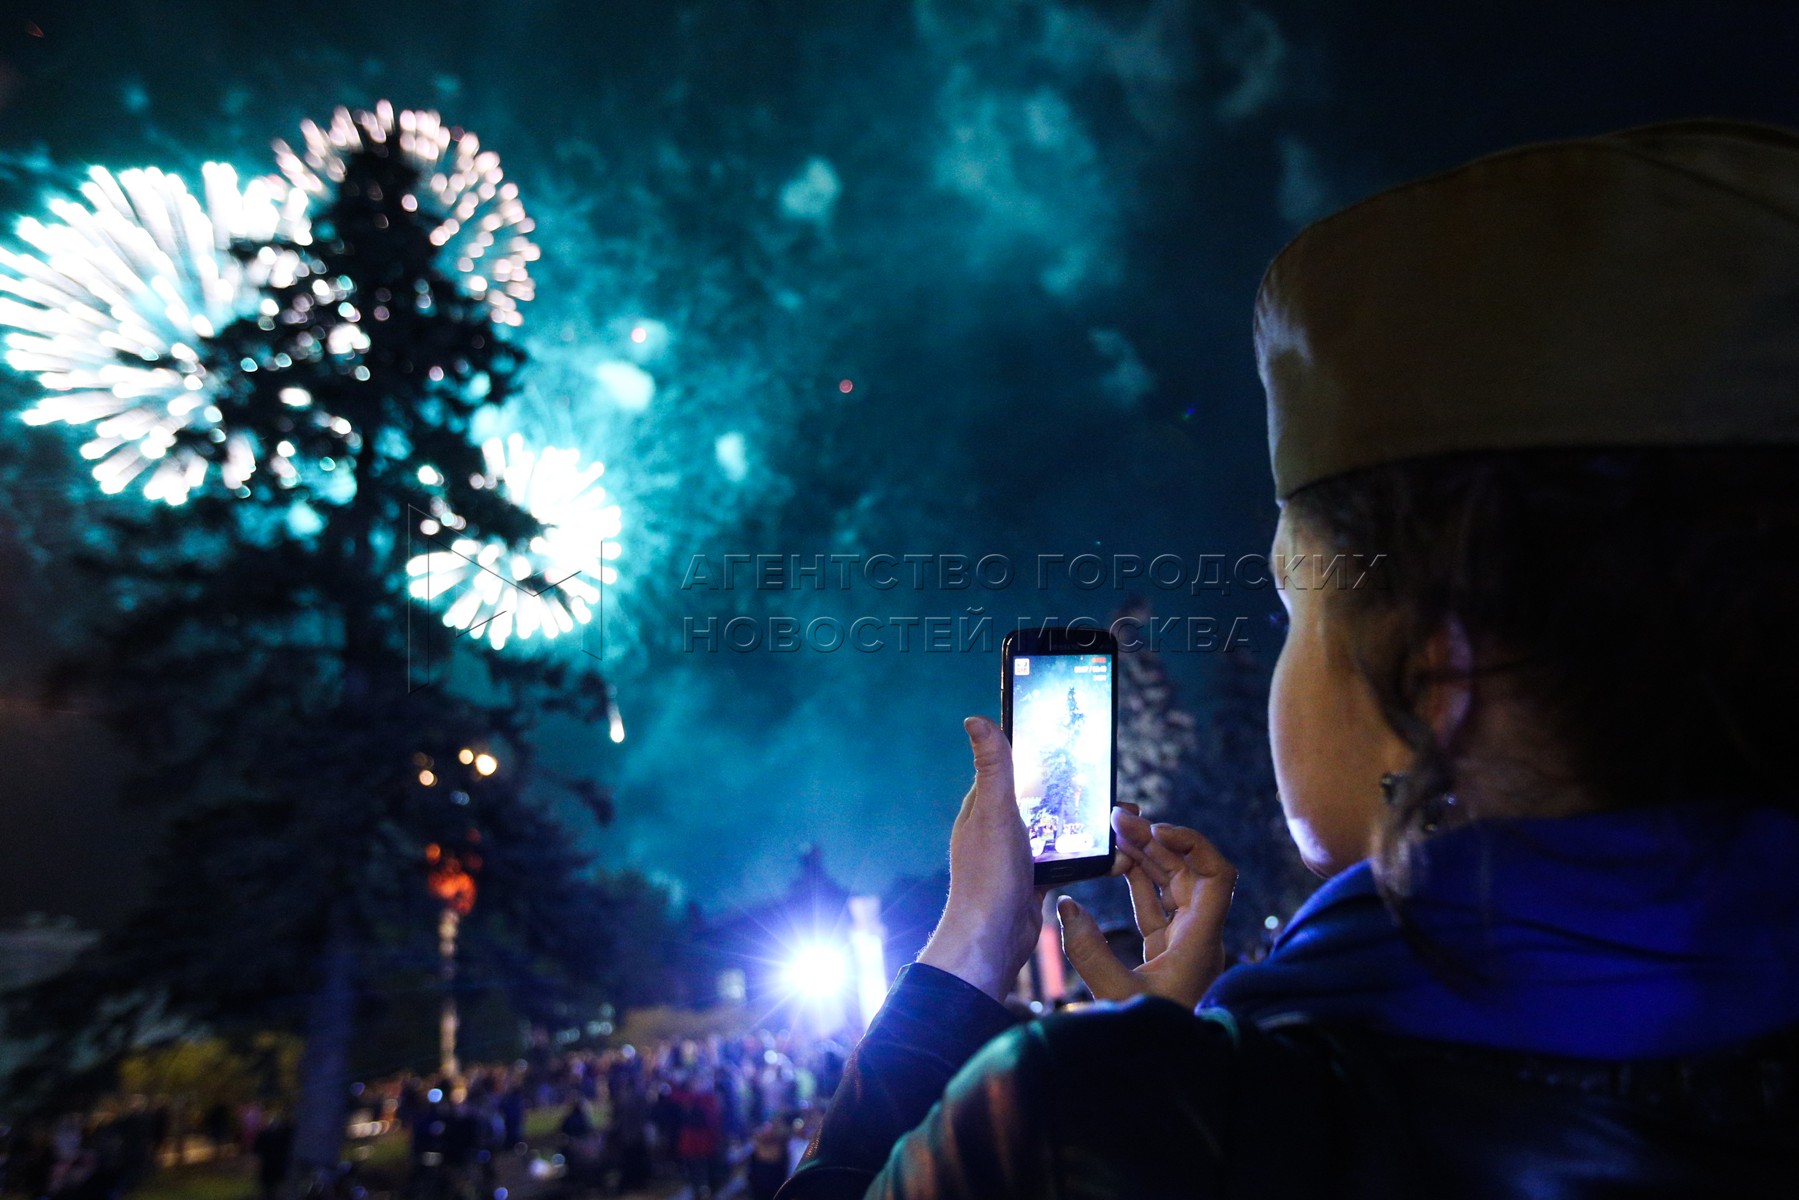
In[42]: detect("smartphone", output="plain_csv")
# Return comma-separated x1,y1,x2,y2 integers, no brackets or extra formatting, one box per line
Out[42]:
1001,626,1118,886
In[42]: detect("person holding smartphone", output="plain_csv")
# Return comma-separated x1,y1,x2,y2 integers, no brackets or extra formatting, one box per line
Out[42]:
778,121,1799,1199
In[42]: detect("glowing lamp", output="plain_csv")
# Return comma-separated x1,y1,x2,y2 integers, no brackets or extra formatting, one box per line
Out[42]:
783,942,849,1002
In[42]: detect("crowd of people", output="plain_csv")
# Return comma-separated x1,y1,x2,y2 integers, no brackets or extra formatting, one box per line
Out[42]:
0,1023,848,1200
381,1029,844,1199
0,1098,306,1200
0,1106,166,1200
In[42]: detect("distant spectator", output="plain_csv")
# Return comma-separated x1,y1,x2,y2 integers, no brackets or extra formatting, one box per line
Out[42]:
251,1116,294,1200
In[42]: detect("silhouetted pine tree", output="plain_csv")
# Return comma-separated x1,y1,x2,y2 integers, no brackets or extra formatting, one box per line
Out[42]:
7,129,628,1183
1115,597,1199,820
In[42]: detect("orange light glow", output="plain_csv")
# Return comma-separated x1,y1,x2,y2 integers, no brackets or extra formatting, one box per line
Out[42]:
428,861,477,915
426,837,480,915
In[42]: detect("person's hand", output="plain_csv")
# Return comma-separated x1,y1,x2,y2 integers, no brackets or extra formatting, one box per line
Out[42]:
1057,810,1236,1009
916,716,1042,1002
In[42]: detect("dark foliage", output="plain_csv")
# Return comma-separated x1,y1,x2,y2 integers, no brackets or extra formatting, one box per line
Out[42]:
2,129,678,1162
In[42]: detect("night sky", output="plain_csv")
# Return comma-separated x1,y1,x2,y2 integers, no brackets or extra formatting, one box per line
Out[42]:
3,2,1797,928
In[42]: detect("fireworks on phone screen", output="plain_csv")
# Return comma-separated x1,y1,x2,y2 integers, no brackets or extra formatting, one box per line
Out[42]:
1012,654,1112,863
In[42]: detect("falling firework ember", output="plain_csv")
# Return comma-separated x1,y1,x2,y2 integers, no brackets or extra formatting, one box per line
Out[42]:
274,101,538,327
407,434,621,651
0,163,309,504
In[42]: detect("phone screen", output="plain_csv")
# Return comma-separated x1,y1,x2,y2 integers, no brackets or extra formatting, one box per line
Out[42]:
1010,650,1115,869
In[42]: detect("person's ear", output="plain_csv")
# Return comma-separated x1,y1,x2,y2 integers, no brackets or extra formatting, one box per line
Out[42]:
1423,615,1474,746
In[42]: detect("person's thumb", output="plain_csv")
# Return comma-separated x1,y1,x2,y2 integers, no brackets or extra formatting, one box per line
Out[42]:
963,715,1014,809
1057,897,1138,1002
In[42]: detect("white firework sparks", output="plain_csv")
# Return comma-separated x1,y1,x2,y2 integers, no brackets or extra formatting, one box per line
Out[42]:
274,101,538,327
0,163,309,504
407,434,621,651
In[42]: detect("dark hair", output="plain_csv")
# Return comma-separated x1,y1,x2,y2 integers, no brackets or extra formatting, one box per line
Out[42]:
1286,446,1799,899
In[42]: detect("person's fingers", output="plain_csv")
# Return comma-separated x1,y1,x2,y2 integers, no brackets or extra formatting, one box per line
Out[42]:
1109,807,1147,875
1057,897,1140,1002
963,716,1016,817
924,719,1039,1001
1129,858,1172,913
1157,824,1238,937
1138,828,1190,877
1113,807,1153,848
1150,823,1234,881
1137,824,1237,999
1124,862,1170,954
965,714,1013,783
1133,856,1173,888
1107,804,1142,876
1144,827,1230,874
1113,810,1172,885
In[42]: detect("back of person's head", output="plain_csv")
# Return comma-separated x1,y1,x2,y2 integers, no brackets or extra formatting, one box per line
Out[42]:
1257,121,1799,895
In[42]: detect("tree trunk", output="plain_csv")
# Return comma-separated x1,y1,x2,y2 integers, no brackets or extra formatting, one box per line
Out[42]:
438,907,460,1078
290,906,357,1186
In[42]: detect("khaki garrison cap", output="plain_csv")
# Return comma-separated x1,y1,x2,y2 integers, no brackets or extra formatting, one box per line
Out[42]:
1255,120,1799,499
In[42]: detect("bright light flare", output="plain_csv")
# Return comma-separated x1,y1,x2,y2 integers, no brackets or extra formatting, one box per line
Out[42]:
783,942,850,1002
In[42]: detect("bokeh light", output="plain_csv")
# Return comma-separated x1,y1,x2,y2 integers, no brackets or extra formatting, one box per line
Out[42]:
274,101,538,327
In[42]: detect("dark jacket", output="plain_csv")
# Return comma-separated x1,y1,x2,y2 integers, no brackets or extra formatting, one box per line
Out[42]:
780,964,1798,1199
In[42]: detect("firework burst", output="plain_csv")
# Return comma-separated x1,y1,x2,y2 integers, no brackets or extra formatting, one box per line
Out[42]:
274,101,538,327
0,164,309,503
407,434,621,651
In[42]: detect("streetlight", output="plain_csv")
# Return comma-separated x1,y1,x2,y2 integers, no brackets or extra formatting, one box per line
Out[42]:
780,939,853,1037
426,837,480,1078
782,942,849,1001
